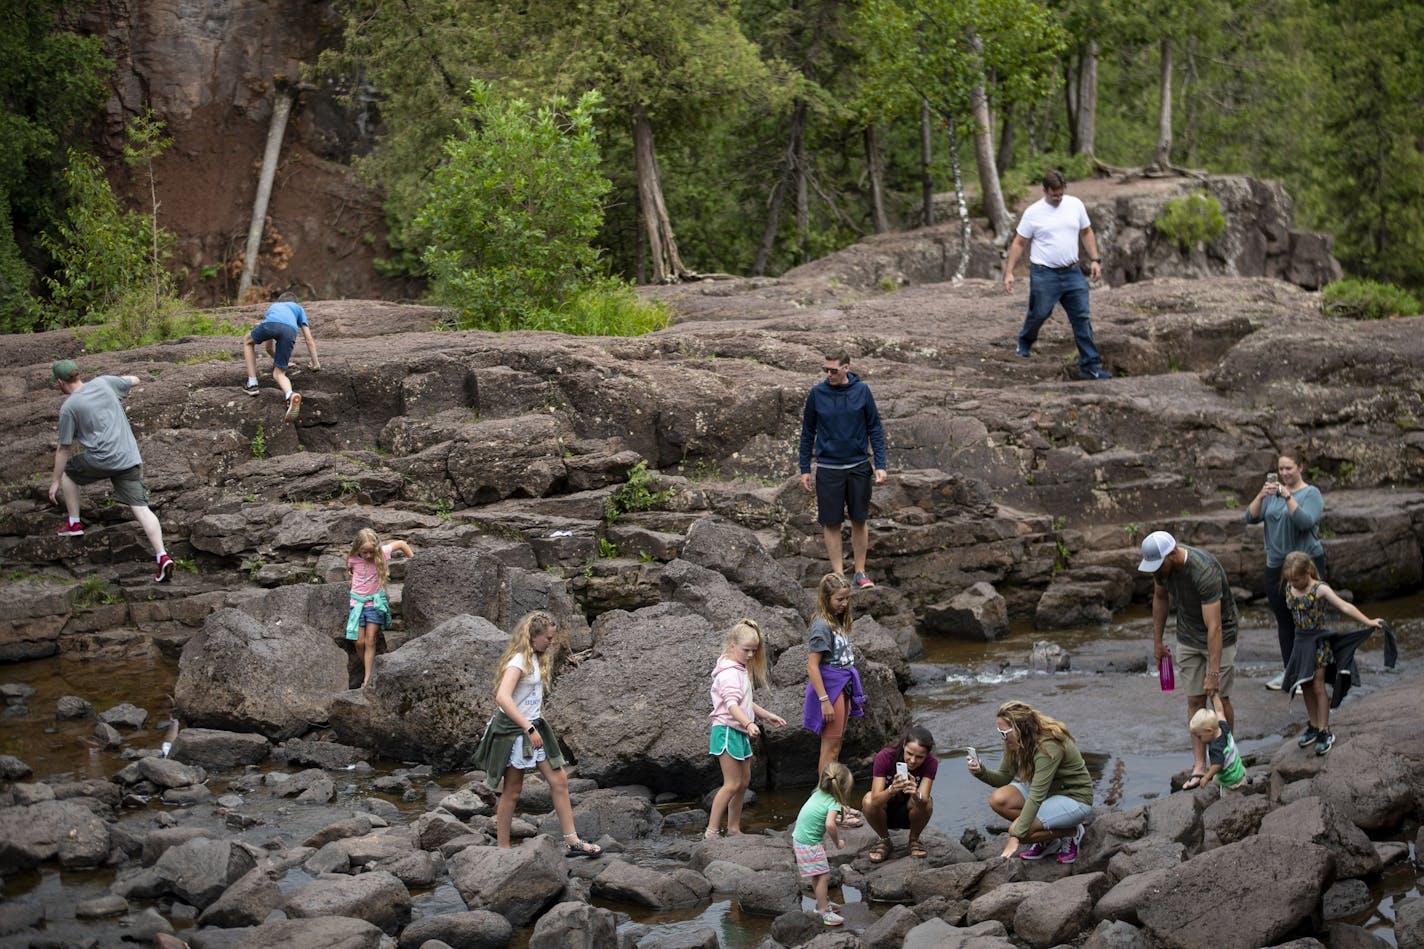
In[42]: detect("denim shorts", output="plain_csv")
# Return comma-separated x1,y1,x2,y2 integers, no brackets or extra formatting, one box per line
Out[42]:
250,321,298,369
1010,779,1093,830
359,605,388,628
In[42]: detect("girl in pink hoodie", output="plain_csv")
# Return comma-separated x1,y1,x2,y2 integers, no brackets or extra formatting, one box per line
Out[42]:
705,619,787,837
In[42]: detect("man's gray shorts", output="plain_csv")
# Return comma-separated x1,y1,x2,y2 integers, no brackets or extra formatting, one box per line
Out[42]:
64,453,149,507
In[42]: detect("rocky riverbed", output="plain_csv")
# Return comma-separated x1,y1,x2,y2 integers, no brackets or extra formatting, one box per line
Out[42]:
3,185,1424,945
0,600,1419,949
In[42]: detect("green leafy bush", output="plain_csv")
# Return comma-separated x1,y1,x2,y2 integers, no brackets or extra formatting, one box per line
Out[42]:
1321,278,1422,320
417,83,642,334
1154,193,1226,251
40,150,158,322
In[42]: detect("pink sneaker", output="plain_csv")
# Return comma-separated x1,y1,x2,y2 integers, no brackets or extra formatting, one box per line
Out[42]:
1019,839,1059,860
853,571,875,589
1056,825,1085,865
154,554,175,583
57,520,85,537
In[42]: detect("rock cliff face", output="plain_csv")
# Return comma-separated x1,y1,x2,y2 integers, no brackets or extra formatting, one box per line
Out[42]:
75,0,409,305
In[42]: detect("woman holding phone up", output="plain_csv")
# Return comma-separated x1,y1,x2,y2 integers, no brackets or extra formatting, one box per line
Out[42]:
969,701,1092,865
1245,449,1325,690
862,724,937,862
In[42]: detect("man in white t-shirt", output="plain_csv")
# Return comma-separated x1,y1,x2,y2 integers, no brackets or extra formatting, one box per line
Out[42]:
1002,170,1112,380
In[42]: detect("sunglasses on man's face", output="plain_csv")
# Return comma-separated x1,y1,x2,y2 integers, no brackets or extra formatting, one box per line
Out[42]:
822,365,846,374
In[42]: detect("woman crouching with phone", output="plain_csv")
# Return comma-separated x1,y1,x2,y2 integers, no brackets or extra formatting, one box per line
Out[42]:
862,724,937,863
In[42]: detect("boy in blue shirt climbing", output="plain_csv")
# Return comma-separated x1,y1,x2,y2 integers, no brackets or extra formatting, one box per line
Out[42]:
243,291,320,421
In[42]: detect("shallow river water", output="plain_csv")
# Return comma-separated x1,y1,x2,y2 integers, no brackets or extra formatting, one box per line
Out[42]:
2,592,1421,946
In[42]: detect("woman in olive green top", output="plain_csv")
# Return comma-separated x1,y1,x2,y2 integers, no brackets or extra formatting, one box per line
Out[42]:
968,700,1094,865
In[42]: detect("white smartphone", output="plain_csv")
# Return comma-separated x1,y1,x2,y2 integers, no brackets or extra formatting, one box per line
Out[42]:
895,761,909,780
966,746,979,765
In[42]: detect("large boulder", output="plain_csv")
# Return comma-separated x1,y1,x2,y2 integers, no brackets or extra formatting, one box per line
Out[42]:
0,800,110,872
169,727,272,769
527,901,618,949
1133,836,1331,948
283,869,412,935
1258,796,1381,880
590,859,711,909
154,838,258,910
1306,733,1418,833
680,515,804,610
553,602,906,791
399,543,580,637
327,614,509,768
175,608,347,739
396,909,513,949
656,558,807,656
448,835,569,927
921,581,1009,642
213,916,385,948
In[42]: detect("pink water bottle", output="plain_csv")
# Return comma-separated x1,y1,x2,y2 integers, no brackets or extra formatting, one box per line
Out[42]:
1159,648,1175,692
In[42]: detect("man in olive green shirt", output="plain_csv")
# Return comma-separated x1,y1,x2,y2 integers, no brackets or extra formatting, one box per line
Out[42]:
1139,530,1239,789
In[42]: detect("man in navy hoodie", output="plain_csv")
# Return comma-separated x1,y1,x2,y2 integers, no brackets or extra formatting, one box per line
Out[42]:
798,351,889,587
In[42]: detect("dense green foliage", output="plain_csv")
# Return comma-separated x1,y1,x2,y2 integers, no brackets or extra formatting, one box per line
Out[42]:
0,0,111,329
415,84,618,331
6,0,1424,338
1155,194,1226,251
1321,279,1422,322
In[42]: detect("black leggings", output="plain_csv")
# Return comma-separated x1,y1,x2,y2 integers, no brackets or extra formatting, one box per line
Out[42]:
1264,553,1328,667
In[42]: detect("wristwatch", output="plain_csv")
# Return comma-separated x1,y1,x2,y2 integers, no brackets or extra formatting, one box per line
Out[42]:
1090,257,1101,263
526,725,537,735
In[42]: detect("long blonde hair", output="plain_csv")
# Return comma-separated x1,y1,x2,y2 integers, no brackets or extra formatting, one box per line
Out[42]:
814,572,853,636
493,610,559,691
996,700,1074,781
348,528,388,587
818,761,855,811
722,619,769,689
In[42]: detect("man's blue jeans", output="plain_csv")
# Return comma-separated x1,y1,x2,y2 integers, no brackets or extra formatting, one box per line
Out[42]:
1018,264,1102,374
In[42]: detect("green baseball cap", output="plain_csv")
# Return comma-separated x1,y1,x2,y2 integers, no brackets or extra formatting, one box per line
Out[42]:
51,359,80,382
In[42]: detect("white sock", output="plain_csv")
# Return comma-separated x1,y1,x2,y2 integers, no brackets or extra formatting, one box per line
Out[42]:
156,551,167,563
68,516,81,526
246,376,257,386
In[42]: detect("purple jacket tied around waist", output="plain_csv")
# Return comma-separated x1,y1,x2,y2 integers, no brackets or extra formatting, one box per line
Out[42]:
802,665,866,734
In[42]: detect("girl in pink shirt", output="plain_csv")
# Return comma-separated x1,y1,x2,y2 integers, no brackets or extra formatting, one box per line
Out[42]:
346,529,414,688
705,619,786,838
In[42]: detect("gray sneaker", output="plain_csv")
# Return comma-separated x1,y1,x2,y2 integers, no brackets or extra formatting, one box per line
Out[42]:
853,571,875,589
1265,672,1285,691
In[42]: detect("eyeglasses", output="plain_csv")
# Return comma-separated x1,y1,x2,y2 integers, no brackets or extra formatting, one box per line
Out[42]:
996,726,1014,739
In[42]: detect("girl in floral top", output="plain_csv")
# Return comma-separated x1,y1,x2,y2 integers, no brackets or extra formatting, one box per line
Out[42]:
1283,551,1384,755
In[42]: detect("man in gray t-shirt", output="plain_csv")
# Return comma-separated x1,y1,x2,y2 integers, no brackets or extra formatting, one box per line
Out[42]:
49,360,174,582
1139,530,1239,789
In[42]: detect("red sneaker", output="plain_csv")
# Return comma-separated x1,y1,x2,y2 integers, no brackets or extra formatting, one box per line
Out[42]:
57,520,85,537
154,555,175,583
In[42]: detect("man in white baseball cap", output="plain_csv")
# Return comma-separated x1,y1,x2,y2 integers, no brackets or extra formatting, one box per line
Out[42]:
1139,530,1239,790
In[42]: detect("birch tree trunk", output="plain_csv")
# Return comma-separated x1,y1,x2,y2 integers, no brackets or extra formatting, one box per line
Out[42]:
632,106,687,283
967,33,1012,243
1154,37,1173,169
237,89,293,301
947,123,971,284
